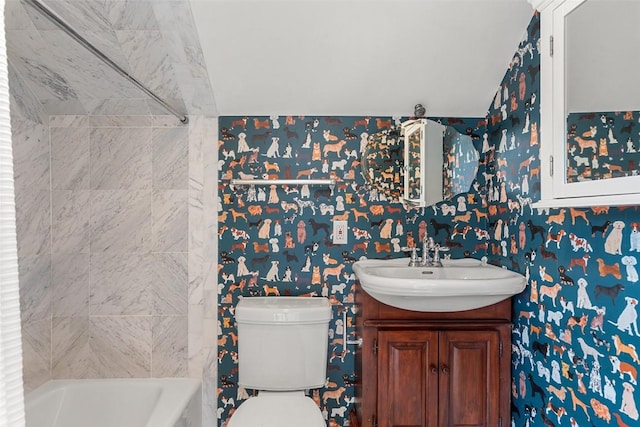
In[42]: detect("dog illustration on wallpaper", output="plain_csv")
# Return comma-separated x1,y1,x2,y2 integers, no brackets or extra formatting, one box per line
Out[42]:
608,127,619,144
622,256,639,282
219,114,469,424
236,256,250,277
323,140,346,157
609,297,640,337
545,226,566,249
630,222,640,251
613,335,640,364
620,382,639,420
596,258,622,280
264,136,280,158
609,355,638,386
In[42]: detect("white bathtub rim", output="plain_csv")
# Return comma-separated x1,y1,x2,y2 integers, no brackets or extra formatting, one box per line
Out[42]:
25,378,201,427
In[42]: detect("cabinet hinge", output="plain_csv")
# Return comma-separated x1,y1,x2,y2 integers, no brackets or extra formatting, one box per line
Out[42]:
372,415,378,427
549,155,554,177
550,35,554,57
373,339,378,356
499,340,503,357
499,415,503,427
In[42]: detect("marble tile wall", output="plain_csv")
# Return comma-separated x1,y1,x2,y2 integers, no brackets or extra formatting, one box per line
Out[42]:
10,64,52,392
189,117,218,427
5,0,217,117
43,115,189,381
12,112,216,401
7,0,217,421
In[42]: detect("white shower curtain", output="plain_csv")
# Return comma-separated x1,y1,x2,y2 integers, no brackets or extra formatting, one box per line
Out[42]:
0,0,27,425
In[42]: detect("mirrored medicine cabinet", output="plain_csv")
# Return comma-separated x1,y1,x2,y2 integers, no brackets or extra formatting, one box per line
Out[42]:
536,0,640,207
361,119,478,207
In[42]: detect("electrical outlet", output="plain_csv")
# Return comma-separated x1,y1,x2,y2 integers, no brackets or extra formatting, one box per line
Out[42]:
332,220,348,244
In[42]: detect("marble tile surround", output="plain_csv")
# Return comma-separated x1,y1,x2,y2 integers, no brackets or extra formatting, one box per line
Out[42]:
13,113,214,401
8,2,217,418
11,71,53,390
21,320,51,391
89,127,153,190
48,115,191,380
50,127,90,190
89,189,153,253
5,0,217,117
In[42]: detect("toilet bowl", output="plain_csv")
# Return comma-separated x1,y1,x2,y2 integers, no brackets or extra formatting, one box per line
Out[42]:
227,391,325,427
227,297,331,427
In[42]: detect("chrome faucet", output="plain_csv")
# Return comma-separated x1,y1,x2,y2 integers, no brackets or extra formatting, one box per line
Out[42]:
404,234,450,267
430,243,449,267
403,246,421,267
422,236,435,266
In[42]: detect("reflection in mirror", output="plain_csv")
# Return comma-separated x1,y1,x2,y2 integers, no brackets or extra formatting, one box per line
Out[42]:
361,127,404,201
403,119,446,207
361,119,479,207
566,0,639,113
443,126,479,200
403,119,429,204
565,0,640,183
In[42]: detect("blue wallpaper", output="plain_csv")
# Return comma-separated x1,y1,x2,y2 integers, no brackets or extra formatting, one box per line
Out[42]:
566,111,640,182
488,13,640,427
216,11,640,427
216,115,486,426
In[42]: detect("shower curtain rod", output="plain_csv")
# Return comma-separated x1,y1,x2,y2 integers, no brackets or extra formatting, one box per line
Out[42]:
23,0,189,124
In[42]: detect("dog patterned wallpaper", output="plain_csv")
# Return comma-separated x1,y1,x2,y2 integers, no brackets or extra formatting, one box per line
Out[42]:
566,111,640,182
486,13,640,427
216,12,640,427
216,115,487,426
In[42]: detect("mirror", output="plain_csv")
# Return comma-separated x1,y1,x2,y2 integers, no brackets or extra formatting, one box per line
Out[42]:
361,127,404,201
537,0,640,206
403,120,426,203
564,0,640,184
442,125,480,201
403,119,446,207
361,119,479,207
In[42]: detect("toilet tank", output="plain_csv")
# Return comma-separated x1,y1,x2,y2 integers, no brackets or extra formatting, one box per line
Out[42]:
235,297,332,390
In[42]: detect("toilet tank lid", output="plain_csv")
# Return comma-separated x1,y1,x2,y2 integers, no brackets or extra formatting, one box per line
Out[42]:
236,297,332,324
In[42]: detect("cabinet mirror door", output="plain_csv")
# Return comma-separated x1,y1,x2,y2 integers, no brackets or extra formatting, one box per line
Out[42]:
402,119,434,207
361,127,404,202
401,119,478,208
545,0,640,205
362,119,478,207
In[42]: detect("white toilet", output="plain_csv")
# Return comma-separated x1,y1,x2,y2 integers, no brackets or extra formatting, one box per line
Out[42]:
228,296,332,427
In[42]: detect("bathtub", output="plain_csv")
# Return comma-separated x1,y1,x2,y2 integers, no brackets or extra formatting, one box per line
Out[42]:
25,378,201,427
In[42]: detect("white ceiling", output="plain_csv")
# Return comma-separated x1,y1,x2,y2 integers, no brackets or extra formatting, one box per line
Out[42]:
6,0,535,120
191,0,535,117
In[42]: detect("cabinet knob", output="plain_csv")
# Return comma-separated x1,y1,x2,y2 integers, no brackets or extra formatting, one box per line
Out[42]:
441,365,450,374
430,365,438,375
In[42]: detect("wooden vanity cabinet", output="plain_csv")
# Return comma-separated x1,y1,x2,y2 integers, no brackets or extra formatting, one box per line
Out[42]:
356,291,512,427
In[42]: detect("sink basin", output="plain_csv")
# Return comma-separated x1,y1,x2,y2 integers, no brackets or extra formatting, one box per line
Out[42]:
352,257,526,312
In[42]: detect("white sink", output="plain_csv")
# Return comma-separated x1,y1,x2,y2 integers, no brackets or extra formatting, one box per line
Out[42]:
352,257,526,312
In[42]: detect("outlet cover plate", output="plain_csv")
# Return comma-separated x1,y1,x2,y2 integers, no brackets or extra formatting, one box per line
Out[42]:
333,220,348,244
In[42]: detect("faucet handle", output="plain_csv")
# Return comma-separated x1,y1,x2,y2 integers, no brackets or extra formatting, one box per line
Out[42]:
402,247,420,267
431,244,450,267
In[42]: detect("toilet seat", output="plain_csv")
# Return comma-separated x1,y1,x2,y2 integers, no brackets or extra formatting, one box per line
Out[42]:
227,391,325,427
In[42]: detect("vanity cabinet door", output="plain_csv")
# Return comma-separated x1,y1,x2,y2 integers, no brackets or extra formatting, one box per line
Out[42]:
375,329,501,427
377,330,439,427
358,294,511,427
439,330,501,427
